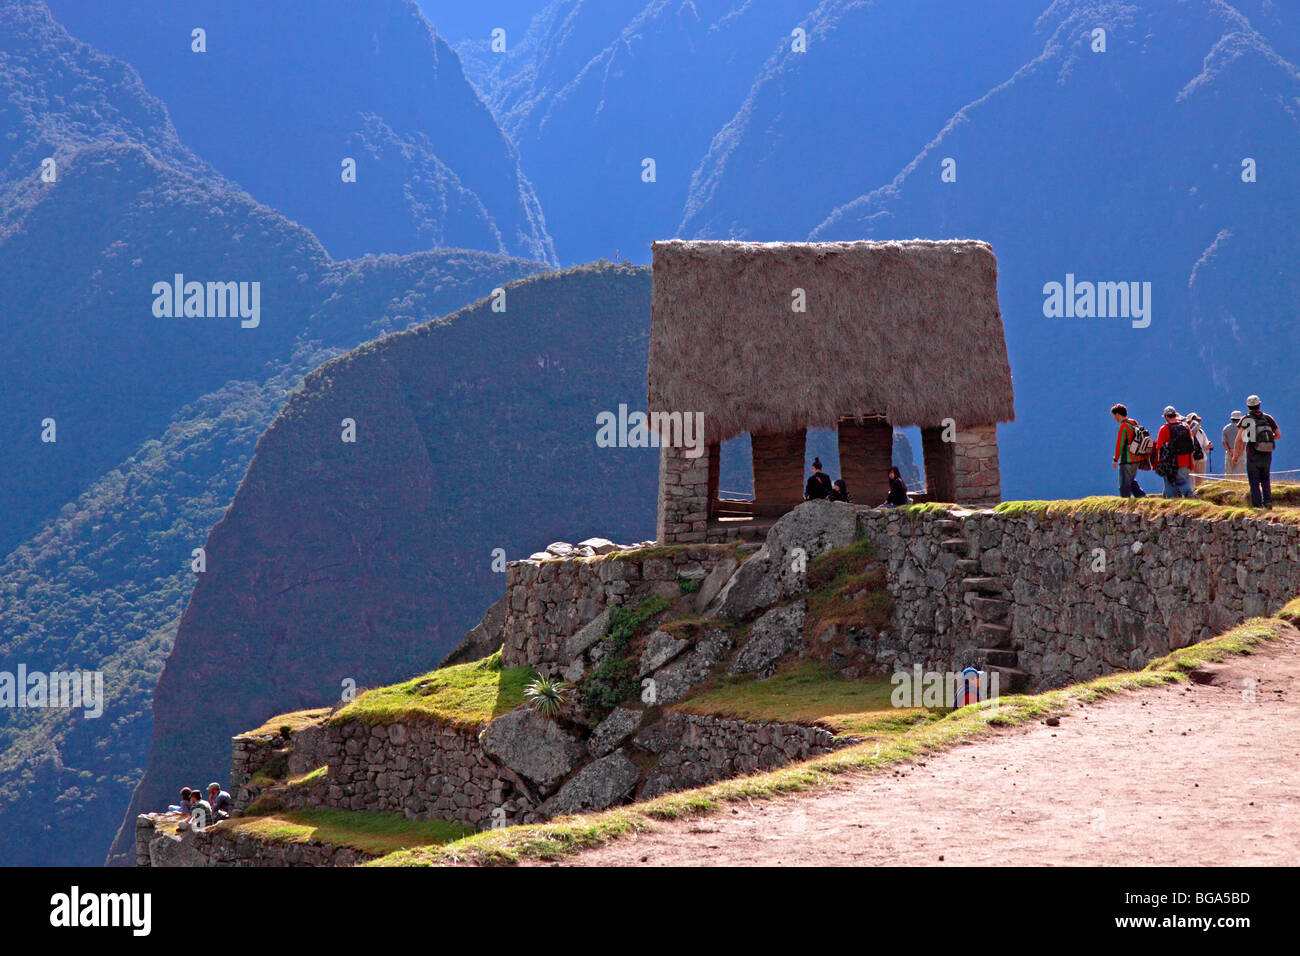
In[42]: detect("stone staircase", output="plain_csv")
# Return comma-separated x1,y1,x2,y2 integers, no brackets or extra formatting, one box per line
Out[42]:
935,518,1029,691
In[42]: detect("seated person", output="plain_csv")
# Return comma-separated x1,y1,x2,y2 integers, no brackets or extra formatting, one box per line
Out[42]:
207,782,233,820
186,787,214,829
804,457,833,500
828,478,850,502
881,467,910,508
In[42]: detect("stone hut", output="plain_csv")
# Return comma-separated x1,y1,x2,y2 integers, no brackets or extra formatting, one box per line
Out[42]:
648,239,1016,544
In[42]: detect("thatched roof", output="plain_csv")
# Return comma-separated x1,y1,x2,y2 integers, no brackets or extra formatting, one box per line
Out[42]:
648,239,1014,442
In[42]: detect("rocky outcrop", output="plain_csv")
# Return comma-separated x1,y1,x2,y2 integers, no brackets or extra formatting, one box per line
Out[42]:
540,750,642,817
728,602,808,675
479,710,586,792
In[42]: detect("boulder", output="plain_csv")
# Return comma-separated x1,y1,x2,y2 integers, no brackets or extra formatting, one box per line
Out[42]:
695,557,738,613
588,707,644,757
716,501,859,618
727,601,807,675
546,542,577,558
540,750,641,817
479,710,585,791
637,629,689,677
563,608,610,661
578,537,619,555
650,630,734,705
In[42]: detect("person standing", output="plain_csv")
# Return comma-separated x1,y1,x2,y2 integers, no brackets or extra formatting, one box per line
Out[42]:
1222,411,1245,478
1110,403,1147,498
804,457,832,500
1185,413,1212,485
1154,406,1195,498
1233,395,1281,509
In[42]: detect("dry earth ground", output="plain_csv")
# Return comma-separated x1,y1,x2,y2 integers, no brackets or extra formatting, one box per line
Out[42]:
559,632,1300,866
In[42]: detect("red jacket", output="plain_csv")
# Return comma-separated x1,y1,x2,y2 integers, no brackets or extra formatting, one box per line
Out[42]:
1155,422,1193,469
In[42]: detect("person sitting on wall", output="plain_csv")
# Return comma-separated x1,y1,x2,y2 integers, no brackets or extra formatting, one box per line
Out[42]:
804,457,832,500
828,478,851,502
169,786,193,814
207,782,233,821
881,467,910,508
186,787,214,830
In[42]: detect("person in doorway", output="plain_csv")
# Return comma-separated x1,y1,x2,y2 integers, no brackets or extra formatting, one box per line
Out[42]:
804,457,832,500
881,467,910,508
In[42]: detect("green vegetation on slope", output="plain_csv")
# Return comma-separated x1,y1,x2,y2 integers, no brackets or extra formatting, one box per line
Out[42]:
577,595,671,719
993,492,1300,525
331,650,534,729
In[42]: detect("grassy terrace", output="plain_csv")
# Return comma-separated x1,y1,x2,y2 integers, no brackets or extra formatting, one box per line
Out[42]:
370,615,1292,866
990,479,1300,525
329,650,534,729
672,660,931,737
222,809,475,857
241,708,332,738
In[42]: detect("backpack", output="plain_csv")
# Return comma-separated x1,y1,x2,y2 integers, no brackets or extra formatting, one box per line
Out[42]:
1246,413,1276,453
1127,421,1153,459
1168,421,1194,457
954,667,982,707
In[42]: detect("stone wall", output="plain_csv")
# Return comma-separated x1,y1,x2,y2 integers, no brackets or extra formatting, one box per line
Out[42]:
500,544,740,672
635,712,836,799
853,504,1299,688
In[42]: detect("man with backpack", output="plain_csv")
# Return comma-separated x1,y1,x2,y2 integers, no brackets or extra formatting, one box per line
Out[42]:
1232,395,1281,509
1154,406,1196,498
1110,403,1148,498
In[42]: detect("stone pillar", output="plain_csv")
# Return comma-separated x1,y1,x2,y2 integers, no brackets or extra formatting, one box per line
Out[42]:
706,441,720,519
657,442,709,544
751,429,806,516
838,416,892,505
953,423,1002,507
921,426,956,502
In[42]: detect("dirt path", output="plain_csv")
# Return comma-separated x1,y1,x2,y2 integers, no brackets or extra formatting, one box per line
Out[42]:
564,632,1300,866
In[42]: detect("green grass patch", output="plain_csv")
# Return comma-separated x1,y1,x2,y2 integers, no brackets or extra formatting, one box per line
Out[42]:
1278,598,1300,626
225,809,475,857
1196,479,1300,509
371,615,1292,867
804,537,893,643
240,708,332,739
330,650,535,729
993,494,1300,526
671,660,934,737
287,766,327,787
902,502,959,518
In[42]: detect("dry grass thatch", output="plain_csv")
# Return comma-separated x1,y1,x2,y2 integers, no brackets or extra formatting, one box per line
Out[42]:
648,240,1015,441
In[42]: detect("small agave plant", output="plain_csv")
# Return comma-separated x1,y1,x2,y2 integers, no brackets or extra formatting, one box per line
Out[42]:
524,674,572,720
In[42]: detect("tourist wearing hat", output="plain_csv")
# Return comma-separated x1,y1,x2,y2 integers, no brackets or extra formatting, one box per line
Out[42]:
1222,411,1245,478
804,457,832,500
1153,406,1195,498
207,781,232,821
1184,413,1212,486
1232,396,1281,509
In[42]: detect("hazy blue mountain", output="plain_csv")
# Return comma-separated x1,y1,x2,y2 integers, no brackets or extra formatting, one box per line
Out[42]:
0,0,216,187
43,0,556,264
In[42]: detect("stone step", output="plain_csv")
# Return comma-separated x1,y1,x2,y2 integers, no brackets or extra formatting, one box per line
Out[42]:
955,559,981,575
972,647,1018,667
961,577,1006,595
976,622,1013,648
940,537,971,554
984,664,1031,693
934,519,962,531
968,596,1011,623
